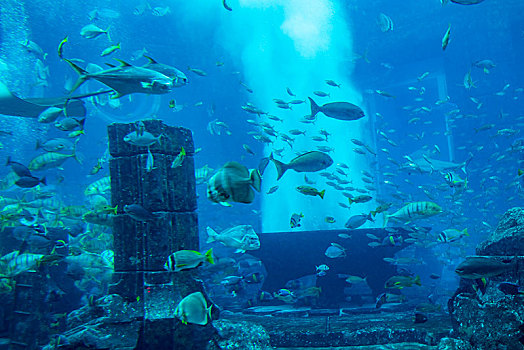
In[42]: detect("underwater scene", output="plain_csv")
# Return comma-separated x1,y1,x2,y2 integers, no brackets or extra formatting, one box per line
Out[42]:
0,0,523,349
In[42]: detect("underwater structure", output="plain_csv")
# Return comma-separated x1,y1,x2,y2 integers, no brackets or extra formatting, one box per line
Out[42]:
40,120,219,349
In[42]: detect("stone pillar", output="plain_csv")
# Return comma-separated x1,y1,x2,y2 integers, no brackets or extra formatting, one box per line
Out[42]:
108,120,216,349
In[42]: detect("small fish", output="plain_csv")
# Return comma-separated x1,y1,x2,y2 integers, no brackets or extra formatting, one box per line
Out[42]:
286,87,295,96
89,159,103,175
57,36,68,59
325,243,346,258
243,144,255,155
442,24,451,51
417,72,430,81
222,0,232,11
266,186,279,194
165,248,214,272
146,148,155,172
152,6,171,16
123,204,156,221
325,216,336,223
325,80,341,87
296,185,325,198
175,292,212,325
290,213,304,228
171,147,186,168
313,91,330,97
80,24,110,40
187,66,207,76
101,43,121,57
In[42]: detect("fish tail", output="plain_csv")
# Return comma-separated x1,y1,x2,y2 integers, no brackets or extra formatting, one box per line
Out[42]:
40,176,47,186
63,58,88,95
414,275,421,286
462,228,469,237
35,139,42,150
206,226,217,243
318,189,325,199
5,156,11,166
308,97,320,117
271,157,288,181
206,304,213,322
204,248,214,265
105,26,112,42
250,169,262,192
370,210,377,217
72,139,83,165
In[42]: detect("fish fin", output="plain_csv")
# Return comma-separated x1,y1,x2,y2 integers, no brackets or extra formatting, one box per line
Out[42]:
318,189,325,199
143,55,157,64
63,58,88,95
383,212,389,227
463,228,469,236
219,201,232,207
114,58,132,67
234,249,246,254
308,97,320,117
250,169,262,192
205,248,214,265
206,305,213,323
414,275,421,286
105,63,116,68
72,139,83,165
271,157,288,181
205,227,217,243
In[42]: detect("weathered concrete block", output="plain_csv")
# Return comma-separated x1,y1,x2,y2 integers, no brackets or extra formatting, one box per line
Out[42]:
110,153,197,213
144,212,199,271
108,119,194,157
112,212,198,272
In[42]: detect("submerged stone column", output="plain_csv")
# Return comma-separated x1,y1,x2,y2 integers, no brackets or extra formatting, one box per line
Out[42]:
108,119,214,349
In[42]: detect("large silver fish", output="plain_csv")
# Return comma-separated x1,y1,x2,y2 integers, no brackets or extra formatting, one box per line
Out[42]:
309,97,365,121
64,58,173,98
269,151,333,180
206,225,260,253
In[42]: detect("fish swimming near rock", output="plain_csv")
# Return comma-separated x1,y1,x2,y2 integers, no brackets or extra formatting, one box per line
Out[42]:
269,151,333,180
63,58,173,98
455,256,515,279
175,292,212,325
164,248,214,272
385,275,421,289
207,162,261,205
308,97,365,121
206,225,260,253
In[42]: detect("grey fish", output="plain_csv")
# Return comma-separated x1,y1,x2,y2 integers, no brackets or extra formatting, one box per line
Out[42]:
6,157,32,177
207,162,261,205
36,138,74,152
124,204,156,221
80,24,110,39
455,256,515,279
64,58,173,98
309,97,365,121
344,213,373,229
269,151,333,180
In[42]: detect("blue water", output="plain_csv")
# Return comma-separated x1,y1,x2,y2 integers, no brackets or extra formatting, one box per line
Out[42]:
0,0,523,347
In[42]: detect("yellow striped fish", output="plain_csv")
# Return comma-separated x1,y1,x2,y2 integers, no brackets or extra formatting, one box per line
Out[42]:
384,201,442,226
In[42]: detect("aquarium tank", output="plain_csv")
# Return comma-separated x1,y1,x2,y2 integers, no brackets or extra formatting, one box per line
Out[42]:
0,0,523,349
